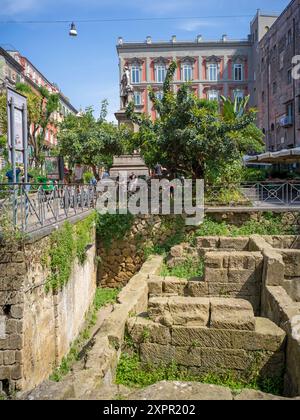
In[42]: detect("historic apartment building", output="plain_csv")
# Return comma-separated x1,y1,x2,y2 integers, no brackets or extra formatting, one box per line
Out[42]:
256,0,300,151
0,48,77,160
116,1,299,151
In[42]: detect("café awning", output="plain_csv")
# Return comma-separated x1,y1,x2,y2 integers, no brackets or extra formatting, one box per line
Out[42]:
244,148,300,164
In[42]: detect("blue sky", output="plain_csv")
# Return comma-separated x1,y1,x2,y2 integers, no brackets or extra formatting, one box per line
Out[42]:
0,0,290,121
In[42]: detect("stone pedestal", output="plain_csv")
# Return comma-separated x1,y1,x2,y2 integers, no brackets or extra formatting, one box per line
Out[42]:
110,154,149,178
114,109,141,133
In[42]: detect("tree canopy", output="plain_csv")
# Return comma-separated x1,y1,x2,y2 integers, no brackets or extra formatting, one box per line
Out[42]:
58,103,125,178
126,62,264,183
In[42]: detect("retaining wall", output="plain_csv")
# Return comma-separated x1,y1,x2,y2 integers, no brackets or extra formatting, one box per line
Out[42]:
0,223,97,393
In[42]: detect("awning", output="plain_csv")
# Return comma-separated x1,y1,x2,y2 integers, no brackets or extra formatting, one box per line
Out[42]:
244,148,300,164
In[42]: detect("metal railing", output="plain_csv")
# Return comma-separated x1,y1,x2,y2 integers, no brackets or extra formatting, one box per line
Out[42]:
0,183,97,234
205,181,300,207
1,180,300,234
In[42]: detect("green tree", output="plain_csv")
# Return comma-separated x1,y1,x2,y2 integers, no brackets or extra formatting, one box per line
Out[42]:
58,102,124,178
15,83,59,168
126,62,263,182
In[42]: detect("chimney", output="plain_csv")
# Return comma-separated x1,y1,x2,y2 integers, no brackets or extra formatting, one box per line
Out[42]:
118,37,123,46
171,35,177,43
146,36,152,44
222,34,228,42
196,34,203,43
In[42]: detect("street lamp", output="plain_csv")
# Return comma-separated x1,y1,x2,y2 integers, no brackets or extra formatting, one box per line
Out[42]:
69,22,78,37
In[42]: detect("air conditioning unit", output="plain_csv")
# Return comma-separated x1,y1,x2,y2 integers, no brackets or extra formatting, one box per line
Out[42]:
279,115,293,127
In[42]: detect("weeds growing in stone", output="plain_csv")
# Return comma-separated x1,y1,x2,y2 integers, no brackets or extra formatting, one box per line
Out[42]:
190,214,297,240
161,258,204,279
116,352,283,396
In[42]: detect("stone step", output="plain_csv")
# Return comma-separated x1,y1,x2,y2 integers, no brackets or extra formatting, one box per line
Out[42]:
148,296,255,330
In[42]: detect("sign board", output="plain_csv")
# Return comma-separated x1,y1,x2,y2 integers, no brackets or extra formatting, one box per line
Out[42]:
7,87,28,176
45,156,65,181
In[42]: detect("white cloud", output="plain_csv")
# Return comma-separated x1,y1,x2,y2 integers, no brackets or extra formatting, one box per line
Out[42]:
178,19,219,32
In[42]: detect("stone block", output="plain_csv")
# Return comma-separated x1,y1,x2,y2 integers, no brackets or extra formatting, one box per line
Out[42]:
140,343,175,365
208,282,259,297
228,253,252,270
201,348,251,371
3,350,15,365
148,297,210,327
147,276,163,295
228,269,257,285
231,318,286,352
168,297,210,327
210,298,255,331
127,317,171,345
219,237,249,251
9,334,23,350
196,237,220,249
282,251,300,278
11,364,22,380
205,253,223,269
163,277,187,295
174,346,202,366
249,235,272,252
172,326,232,349
263,249,285,287
186,281,209,297
205,268,228,283
0,366,11,380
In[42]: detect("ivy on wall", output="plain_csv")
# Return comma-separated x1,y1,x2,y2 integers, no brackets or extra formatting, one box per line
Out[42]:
96,213,135,251
45,213,96,292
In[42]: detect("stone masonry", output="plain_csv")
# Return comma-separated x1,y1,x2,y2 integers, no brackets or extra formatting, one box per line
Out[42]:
128,296,286,380
0,224,97,394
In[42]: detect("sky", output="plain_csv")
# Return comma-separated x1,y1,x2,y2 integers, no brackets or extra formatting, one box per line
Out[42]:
0,0,291,121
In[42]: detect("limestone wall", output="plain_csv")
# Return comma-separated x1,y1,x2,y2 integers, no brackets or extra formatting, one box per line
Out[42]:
97,215,184,288
0,224,97,393
23,256,163,400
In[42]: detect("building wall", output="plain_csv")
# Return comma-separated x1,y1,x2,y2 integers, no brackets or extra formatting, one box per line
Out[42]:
117,40,253,119
256,0,300,151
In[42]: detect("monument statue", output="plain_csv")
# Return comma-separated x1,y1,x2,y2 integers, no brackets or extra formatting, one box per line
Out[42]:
120,66,133,108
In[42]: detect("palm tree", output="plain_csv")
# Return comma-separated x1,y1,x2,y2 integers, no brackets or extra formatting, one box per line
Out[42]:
220,95,250,120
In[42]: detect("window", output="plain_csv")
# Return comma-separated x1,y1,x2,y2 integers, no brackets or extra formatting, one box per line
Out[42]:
182,64,193,82
287,102,294,120
207,90,219,101
134,91,142,106
131,66,141,84
156,65,166,83
262,91,265,103
273,82,277,95
208,63,218,81
287,29,292,45
288,69,292,84
234,64,243,81
234,89,244,104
